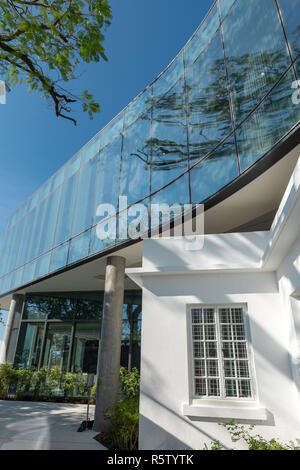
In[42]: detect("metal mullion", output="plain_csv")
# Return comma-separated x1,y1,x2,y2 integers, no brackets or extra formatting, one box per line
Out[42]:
149,85,153,235
216,307,225,399
38,319,48,370
217,0,241,175
116,111,126,241
183,49,192,205
230,308,240,398
88,151,101,256
274,0,299,85
68,154,83,263
67,321,76,372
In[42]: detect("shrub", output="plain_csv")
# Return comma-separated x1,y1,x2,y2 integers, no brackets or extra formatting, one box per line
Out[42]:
203,421,300,451
101,396,139,450
119,367,140,399
0,363,15,399
95,367,141,450
0,362,90,402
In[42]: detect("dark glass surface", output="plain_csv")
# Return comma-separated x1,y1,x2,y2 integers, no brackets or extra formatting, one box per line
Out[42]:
237,68,300,172
42,323,72,369
279,0,300,61
151,78,188,192
15,292,142,373
14,323,44,369
222,0,291,124
71,322,101,373
186,31,232,165
191,137,239,203
120,113,151,206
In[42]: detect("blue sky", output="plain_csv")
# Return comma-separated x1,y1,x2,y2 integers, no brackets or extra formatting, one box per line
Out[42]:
0,0,212,241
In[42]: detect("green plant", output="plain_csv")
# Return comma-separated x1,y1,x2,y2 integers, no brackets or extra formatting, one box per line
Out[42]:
0,0,112,124
119,367,140,399
203,420,300,451
101,396,140,450
15,367,35,398
0,362,15,399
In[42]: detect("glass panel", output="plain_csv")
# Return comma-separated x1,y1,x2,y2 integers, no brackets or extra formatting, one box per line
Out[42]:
65,153,81,179
68,231,90,264
186,32,232,165
15,209,36,268
38,187,62,255
222,0,291,124
80,134,101,165
195,378,207,395
278,0,300,61
151,174,189,208
48,297,75,320
120,113,151,206
26,198,48,262
152,78,188,192
125,87,152,129
72,157,97,237
50,168,65,192
71,322,101,373
14,323,44,368
100,114,123,150
185,4,220,68
237,67,300,172
190,137,239,204
90,221,116,255
22,261,36,285
121,302,142,370
36,179,51,205
76,299,103,320
35,252,51,279
93,136,122,224
42,323,72,369
10,267,24,290
50,243,69,272
3,219,23,273
219,0,236,21
153,53,184,99
23,295,50,320
54,172,78,246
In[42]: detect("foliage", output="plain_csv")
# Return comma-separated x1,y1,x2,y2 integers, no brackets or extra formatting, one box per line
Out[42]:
100,397,139,450
119,366,140,399
0,362,93,402
203,420,300,451
95,367,141,450
0,0,112,124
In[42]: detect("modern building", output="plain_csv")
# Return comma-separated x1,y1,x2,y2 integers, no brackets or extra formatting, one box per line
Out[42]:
1,0,300,450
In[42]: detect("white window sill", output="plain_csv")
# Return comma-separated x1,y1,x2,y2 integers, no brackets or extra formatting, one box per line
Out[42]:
182,403,269,421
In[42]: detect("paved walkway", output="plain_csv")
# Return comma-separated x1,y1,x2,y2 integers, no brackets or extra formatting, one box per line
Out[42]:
0,400,106,450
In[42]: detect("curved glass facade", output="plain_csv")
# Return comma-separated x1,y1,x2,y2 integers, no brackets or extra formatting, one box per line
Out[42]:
1,0,300,296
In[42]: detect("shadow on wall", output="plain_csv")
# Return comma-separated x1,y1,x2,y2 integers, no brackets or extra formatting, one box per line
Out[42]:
142,231,269,270
139,299,300,449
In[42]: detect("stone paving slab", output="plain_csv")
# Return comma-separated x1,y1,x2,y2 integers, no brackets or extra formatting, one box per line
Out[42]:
0,400,106,450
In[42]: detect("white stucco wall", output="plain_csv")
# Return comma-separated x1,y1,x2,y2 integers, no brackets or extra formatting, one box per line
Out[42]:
136,256,300,450
127,158,300,450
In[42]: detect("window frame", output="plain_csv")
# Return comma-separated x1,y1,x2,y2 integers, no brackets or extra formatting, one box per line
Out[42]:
187,303,257,403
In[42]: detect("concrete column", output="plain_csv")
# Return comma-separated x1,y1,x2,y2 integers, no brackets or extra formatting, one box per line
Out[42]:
0,294,24,364
93,256,126,432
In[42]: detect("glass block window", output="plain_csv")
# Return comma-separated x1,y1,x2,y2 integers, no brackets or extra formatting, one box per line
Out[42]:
191,306,253,399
